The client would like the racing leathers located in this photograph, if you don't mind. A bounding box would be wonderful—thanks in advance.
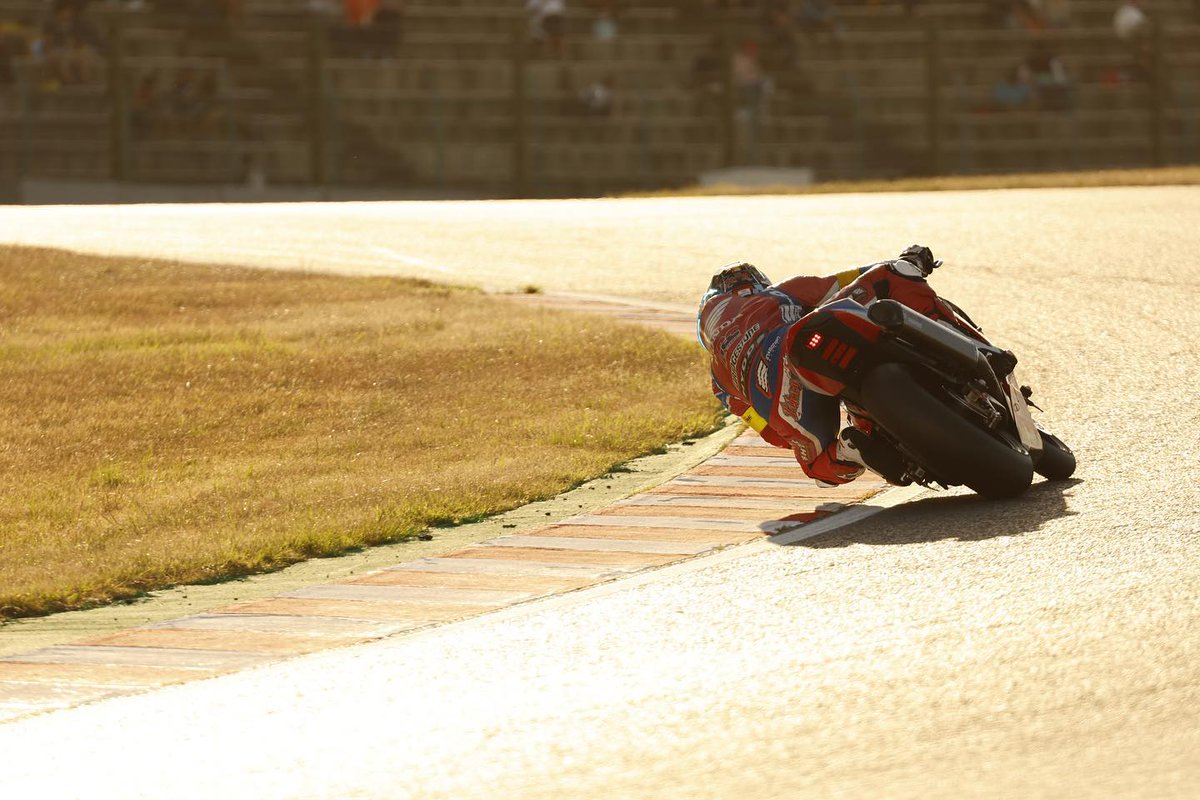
[698,256,969,486]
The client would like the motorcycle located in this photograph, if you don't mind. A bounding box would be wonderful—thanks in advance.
[787,295,1076,499]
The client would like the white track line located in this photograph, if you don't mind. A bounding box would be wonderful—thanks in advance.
[368,246,455,273]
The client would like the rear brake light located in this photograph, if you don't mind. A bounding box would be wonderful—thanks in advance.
[804,330,856,368]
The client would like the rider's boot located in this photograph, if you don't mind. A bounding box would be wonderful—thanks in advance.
[809,435,867,488]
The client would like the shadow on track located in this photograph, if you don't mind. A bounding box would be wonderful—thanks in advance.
[795,478,1082,549]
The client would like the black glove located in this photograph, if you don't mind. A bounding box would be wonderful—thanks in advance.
[896,244,942,278]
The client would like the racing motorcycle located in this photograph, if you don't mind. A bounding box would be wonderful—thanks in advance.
[788,296,1076,499]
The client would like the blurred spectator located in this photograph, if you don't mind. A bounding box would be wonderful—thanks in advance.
[989,64,1035,111]
[761,0,799,65]
[732,39,772,120]
[987,0,1044,30]
[330,0,403,58]
[1113,0,1153,81]
[586,0,619,41]
[162,67,199,131]
[36,0,103,89]
[130,70,162,137]
[338,0,374,37]
[1040,0,1071,27]
[527,0,567,58]
[343,0,379,26]
[1024,40,1073,110]
[158,67,220,135]
[556,65,613,118]
[0,21,32,103]
[1015,0,1046,31]
[689,34,724,114]
[242,152,268,190]
[1113,0,1149,41]
[576,75,614,117]
[364,0,404,57]
[797,0,844,39]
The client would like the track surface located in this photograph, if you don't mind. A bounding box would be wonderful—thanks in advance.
[1,187,1199,797]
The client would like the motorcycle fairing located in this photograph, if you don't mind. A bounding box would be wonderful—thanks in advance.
[784,299,882,394]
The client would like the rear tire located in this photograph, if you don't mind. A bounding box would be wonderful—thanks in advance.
[860,363,1034,499]
[1035,430,1076,480]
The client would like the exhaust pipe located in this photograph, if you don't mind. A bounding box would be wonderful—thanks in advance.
[867,299,996,383]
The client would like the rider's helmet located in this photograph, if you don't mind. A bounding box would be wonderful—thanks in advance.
[707,261,772,296]
[696,261,772,350]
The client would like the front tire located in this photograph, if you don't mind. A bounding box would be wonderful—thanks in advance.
[1035,430,1076,480]
[860,363,1034,499]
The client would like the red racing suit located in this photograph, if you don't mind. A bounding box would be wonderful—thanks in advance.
[698,262,966,485]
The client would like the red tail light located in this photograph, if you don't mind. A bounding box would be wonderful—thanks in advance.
[813,335,859,369]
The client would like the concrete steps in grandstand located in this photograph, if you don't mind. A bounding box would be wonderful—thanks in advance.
[2,0,1197,191]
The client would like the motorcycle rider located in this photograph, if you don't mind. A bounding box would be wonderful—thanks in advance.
[698,245,974,487]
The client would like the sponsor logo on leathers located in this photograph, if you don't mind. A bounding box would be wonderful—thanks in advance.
[778,366,803,432]
[729,323,761,366]
[700,297,734,345]
[728,323,762,394]
[718,330,740,353]
[764,336,780,361]
[779,304,807,324]
[756,362,772,396]
[776,366,825,464]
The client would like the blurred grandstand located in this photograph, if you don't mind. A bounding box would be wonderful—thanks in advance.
[0,0,1197,201]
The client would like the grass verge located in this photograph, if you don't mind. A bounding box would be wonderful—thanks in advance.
[626,165,1200,198]
[0,246,722,619]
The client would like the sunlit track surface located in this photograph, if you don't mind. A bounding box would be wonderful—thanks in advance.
[0,188,1199,798]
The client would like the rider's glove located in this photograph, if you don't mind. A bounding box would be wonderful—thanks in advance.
[891,244,942,280]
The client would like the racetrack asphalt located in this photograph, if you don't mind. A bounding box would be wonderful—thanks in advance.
[0,186,1197,798]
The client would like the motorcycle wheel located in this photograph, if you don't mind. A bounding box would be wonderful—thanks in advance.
[1035,429,1076,481]
[860,363,1034,500]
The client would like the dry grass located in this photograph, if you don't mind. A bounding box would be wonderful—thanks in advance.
[627,165,1200,198]
[0,246,722,619]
